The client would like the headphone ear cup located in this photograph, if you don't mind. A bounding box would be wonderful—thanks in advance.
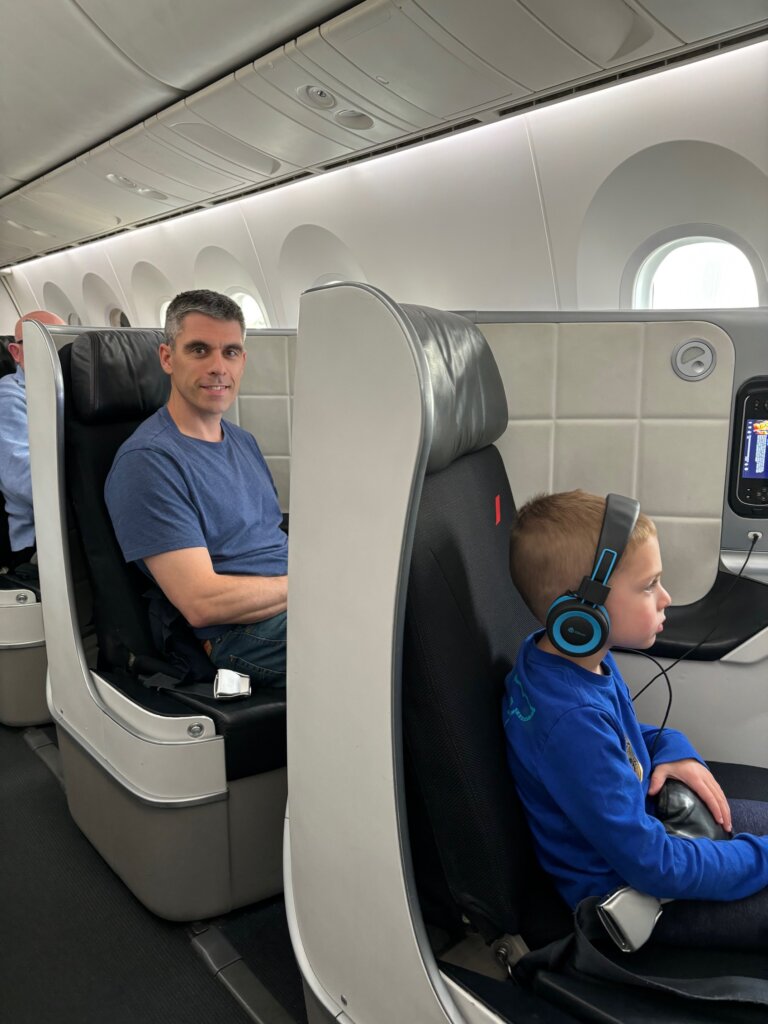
[546,595,610,657]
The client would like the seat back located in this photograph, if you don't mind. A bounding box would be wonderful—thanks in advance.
[0,339,15,377]
[62,330,171,673]
[400,307,571,948]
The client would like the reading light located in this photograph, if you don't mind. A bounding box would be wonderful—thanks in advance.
[299,85,336,109]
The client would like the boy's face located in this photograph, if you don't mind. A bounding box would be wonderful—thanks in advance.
[605,536,671,649]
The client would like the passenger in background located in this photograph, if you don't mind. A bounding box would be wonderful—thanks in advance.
[0,310,65,567]
[105,289,288,686]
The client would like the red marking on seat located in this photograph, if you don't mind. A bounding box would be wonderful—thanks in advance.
[495,494,501,525]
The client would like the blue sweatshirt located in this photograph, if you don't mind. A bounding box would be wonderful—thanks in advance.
[0,365,35,550]
[502,632,768,907]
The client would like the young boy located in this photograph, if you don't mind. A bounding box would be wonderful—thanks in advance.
[503,490,768,948]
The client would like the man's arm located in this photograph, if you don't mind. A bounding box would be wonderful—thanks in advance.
[145,547,287,629]
[0,389,32,505]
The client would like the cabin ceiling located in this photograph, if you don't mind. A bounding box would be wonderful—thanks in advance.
[2,0,768,269]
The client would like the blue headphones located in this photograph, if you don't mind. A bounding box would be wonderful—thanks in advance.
[545,493,640,657]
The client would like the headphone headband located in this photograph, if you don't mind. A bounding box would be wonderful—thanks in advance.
[591,493,640,586]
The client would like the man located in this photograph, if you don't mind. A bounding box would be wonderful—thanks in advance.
[0,310,66,566]
[105,289,288,686]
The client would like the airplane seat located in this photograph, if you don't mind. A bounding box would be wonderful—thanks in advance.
[286,284,767,1024]
[402,397,573,951]
[0,336,48,726]
[60,331,286,779]
[25,325,286,920]
[399,302,768,1018]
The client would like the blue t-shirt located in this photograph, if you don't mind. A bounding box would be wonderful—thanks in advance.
[503,632,768,907]
[0,365,35,550]
[105,407,287,635]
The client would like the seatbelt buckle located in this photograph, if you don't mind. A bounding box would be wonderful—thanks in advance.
[213,668,251,699]
[596,886,668,952]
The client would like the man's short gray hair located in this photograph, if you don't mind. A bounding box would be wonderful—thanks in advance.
[164,290,245,347]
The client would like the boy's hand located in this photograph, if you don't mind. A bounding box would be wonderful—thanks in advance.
[648,758,732,833]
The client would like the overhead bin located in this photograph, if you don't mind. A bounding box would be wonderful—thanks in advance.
[3,0,768,263]
[306,0,532,116]
[516,0,679,68]
[638,0,768,44]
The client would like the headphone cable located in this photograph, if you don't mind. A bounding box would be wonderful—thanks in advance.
[621,533,759,761]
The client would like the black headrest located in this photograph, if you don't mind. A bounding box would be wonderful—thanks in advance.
[401,305,508,475]
[0,341,15,378]
[70,330,169,424]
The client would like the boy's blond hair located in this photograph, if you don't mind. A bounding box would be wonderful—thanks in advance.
[509,490,656,623]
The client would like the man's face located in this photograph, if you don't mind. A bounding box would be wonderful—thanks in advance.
[159,313,246,419]
[8,341,23,370]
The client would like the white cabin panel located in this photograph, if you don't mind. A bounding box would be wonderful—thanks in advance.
[483,319,734,605]
[526,41,768,307]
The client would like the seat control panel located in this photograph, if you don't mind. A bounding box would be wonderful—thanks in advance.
[730,377,768,517]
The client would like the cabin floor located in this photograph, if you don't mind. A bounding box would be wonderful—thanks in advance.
[0,722,307,1024]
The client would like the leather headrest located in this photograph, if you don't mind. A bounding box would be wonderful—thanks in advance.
[401,305,508,474]
[70,330,170,424]
[0,340,15,378]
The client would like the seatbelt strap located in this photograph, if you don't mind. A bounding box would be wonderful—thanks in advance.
[516,897,768,1007]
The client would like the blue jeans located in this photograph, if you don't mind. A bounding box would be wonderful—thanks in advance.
[206,611,287,687]
[654,798,768,950]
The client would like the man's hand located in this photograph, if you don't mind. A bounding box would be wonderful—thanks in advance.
[648,758,732,833]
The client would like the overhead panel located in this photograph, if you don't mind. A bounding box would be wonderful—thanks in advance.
[518,0,680,67]
[188,71,354,167]
[110,126,251,197]
[17,161,184,245]
[293,30,437,129]
[636,0,768,43]
[411,0,599,91]
[85,146,204,205]
[246,47,413,150]
[0,241,33,266]
[0,190,121,254]
[315,0,528,119]
[149,111,282,183]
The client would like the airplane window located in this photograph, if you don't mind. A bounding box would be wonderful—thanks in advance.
[158,299,171,325]
[634,238,759,309]
[67,313,82,326]
[228,290,269,329]
[108,307,131,328]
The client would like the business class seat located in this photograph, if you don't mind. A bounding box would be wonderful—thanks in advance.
[0,342,47,726]
[286,284,768,1024]
[401,304,768,1021]
[24,326,286,920]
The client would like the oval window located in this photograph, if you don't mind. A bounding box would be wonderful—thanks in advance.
[228,290,269,329]
[634,238,759,309]
[108,307,132,327]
